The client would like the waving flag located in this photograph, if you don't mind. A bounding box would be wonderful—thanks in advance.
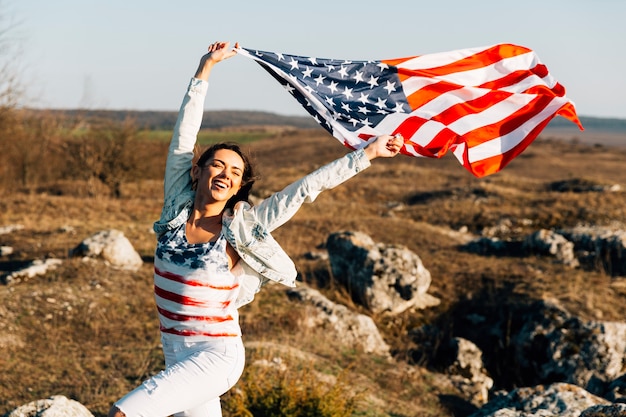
[237,44,582,177]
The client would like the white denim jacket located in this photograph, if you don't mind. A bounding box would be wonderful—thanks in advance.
[153,78,371,307]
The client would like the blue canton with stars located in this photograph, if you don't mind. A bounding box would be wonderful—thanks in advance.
[156,223,229,273]
[244,48,411,135]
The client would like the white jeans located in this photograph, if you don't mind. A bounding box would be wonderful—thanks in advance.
[115,335,245,417]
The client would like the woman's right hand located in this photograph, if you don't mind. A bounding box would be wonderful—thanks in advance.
[194,41,240,81]
[363,134,404,160]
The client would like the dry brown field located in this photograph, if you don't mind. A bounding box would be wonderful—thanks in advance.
[1,127,625,417]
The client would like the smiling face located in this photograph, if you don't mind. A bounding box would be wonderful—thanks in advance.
[193,149,245,204]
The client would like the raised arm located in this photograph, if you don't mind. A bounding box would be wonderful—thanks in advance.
[249,134,405,232]
[162,42,239,205]
[194,41,240,81]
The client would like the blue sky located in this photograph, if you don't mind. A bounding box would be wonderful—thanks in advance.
[7,0,626,119]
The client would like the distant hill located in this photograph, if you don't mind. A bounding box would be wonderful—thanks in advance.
[34,109,320,130]
[546,115,626,132]
[26,109,626,135]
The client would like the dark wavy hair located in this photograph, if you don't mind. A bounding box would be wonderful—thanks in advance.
[194,142,257,210]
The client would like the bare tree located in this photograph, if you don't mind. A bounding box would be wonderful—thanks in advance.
[0,1,23,117]
[0,1,26,191]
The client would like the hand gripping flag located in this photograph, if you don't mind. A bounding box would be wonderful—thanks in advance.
[237,44,582,177]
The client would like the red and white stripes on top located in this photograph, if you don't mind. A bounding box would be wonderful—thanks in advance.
[153,224,241,339]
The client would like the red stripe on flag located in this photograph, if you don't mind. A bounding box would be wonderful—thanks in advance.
[395,123,457,158]
[460,101,580,177]
[530,63,549,78]
[403,79,463,111]
[445,44,534,74]
[462,93,559,149]
[434,89,515,126]
[465,114,553,177]
[421,127,458,157]
[386,44,534,78]
[392,115,428,137]
[474,62,562,97]
[478,69,532,90]
[383,55,418,68]
[555,102,583,130]
[524,82,565,97]
[478,66,550,93]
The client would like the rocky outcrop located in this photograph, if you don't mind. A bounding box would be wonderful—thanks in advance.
[4,225,625,416]
[325,231,439,314]
[463,226,626,276]
[509,301,626,396]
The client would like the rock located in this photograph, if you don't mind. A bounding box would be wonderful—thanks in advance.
[447,337,494,406]
[469,383,610,417]
[326,231,439,314]
[70,229,143,272]
[5,395,94,417]
[511,301,626,396]
[2,258,63,285]
[595,232,626,277]
[0,224,24,235]
[463,236,511,256]
[548,178,621,193]
[559,226,626,276]
[408,326,493,406]
[523,229,579,267]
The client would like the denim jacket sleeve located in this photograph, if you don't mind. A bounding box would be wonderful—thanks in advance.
[254,148,371,233]
[153,78,207,235]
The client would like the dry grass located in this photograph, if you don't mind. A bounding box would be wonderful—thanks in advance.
[1,129,625,416]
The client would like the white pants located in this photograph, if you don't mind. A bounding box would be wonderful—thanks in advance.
[115,335,245,417]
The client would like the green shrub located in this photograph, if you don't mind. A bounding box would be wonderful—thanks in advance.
[223,359,361,417]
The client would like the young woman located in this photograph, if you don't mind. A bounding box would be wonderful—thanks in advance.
[108,41,403,417]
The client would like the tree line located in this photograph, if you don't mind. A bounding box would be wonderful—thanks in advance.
[0,111,164,197]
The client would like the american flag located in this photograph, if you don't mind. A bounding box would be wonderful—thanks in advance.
[237,44,582,177]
